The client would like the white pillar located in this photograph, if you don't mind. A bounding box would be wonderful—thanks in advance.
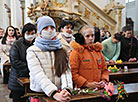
[11,0,22,28]
[115,0,126,27]
[0,0,9,29]
[134,0,138,35]
[24,0,34,24]
[0,1,4,27]
[115,10,120,32]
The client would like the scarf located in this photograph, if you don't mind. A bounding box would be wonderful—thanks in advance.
[34,36,62,51]
[6,36,16,45]
[61,33,73,43]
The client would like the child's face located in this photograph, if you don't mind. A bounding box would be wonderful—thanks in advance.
[61,24,73,34]
[8,27,14,37]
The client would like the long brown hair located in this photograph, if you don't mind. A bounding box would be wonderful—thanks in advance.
[54,49,69,77]
[2,26,18,44]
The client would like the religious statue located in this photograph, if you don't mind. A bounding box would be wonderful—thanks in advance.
[4,4,11,13]
[41,0,48,10]
[27,3,35,17]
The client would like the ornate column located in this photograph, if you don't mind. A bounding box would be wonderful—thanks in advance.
[104,0,125,32]
[10,0,22,28]
[116,0,126,27]
[4,4,11,26]
[19,0,25,27]
[114,3,125,32]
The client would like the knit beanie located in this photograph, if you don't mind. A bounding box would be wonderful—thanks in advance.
[37,16,56,34]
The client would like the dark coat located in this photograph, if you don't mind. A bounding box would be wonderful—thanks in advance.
[118,36,138,61]
[8,38,33,91]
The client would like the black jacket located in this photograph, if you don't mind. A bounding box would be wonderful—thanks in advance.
[118,36,138,61]
[8,38,33,91]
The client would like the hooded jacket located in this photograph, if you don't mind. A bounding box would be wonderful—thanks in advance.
[69,41,109,88]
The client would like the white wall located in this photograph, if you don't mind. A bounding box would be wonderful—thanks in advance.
[126,1,135,20]
[90,0,108,9]
[24,0,34,24]
[134,0,138,35]
[11,0,22,29]
[91,0,126,27]
[0,0,10,30]
[126,0,138,35]
[0,0,23,30]
[0,0,34,31]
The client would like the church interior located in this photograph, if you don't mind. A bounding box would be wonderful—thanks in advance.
[0,0,138,102]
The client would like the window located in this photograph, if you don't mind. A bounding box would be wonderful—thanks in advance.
[126,0,135,3]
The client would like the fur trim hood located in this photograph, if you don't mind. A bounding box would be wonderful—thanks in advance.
[70,41,103,52]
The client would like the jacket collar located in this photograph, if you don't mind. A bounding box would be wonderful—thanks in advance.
[57,33,70,46]
[70,41,103,53]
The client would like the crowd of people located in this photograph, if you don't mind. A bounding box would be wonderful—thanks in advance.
[0,15,138,102]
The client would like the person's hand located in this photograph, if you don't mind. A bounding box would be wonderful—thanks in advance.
[53,89,71,102]
[106,61,109,65]
[109,60,115,64]
[128,58,137,62]
[86,82,99,88]
[67,50,72,57]
[62,89,71,98]
[98,81,105,89]
[56,32,59,36]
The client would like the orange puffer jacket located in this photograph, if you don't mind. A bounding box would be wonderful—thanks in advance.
[69,41,109,88]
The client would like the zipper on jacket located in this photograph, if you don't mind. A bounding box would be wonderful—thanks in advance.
[50,52,55,84]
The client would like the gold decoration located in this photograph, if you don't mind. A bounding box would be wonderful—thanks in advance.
[92,12,96,17]
[115,10,117,14]
[27,0,80,24]
[78,0,81,4]
[119,11,122,17]
[96,16,100,20]
[104,24,109,30]
[19,0,25,27]
[111,26,115,30]
[27,1,49,23]
[4,4,11,26]
[41,0,48,10]
[53,0,68,8]
[4,4,11,13]
[84,8,90,19]
[93,22,96,27]
[27,4,35,17]
[119,10,122,25]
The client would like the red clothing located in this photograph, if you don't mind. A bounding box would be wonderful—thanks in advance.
[69,41,109,88]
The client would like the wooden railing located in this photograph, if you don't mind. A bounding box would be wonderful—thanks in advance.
[17,77,138,102]
[18,66,138,101]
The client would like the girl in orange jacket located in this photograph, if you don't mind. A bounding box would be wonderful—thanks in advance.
[69,25,109,88]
